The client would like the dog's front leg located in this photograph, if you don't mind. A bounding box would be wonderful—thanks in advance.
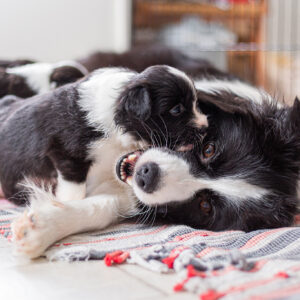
[11,191,132,259]
[48,146,92,202]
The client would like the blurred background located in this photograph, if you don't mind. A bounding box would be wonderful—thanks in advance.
[0,0,299,103]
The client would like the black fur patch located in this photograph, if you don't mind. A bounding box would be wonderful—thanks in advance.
[0,68,35,98]
[50,66,86,87]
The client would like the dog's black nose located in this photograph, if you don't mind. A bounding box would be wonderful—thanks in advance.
[135,162,160,193]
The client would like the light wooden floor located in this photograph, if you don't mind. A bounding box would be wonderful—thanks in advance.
[0,237,195,300]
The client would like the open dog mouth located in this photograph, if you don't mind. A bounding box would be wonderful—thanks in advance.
[116,150,143,186]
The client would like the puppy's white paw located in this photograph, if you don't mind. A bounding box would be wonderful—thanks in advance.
[11,206,59,259]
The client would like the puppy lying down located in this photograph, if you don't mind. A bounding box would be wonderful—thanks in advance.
[0,66,206,257]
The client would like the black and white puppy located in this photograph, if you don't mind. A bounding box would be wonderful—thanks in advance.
[0,61,88,98]
[118,79,300,232]
[1,65,206,204]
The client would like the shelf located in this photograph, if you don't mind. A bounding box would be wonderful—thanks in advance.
[134,1,267,27]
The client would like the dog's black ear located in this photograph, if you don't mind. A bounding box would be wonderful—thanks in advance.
[197,90,249,115]
[290,97,300,129]
[50,66,85,87]
[121,86,152,121]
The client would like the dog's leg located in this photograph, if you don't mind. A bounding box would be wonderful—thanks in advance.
[55,171,87,202]
[11,188,133,258]
[48,146,92,202]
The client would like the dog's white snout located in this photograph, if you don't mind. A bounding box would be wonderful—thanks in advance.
[132,149,197,205]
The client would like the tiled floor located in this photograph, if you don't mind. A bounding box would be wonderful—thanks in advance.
[0,237,195,300]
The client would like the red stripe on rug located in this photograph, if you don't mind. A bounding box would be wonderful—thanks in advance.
[239,227,288,250]
[212,271,290,299]
[54,225,168,247]
[173,230,239,242]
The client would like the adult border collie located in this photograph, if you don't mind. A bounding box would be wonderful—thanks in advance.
[10,71,300,258]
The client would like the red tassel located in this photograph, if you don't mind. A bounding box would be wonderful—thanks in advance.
[187,265,207,278]
[173,278,190,292]
[275,271,289,278]
[113,251,130,264]
[162,256,176,269]
[199,289,224,300]
[104,251,129,266]
[162,246,188,269]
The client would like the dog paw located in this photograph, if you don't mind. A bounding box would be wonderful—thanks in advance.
[11,208,56,259]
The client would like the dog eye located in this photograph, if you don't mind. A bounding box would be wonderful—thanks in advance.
[200,199,211,213]
[169,104,185,116]
[203,143,215,158]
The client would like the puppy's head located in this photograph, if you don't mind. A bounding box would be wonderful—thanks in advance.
[115,65,208,149]
[116,93,300,231]
[50,65,87,88]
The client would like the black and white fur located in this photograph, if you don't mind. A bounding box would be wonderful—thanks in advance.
[10,70,300,258]
[0,61,88,98]
[128,80,300,231]
[1,65,206,205]
[0,45,230,99]
[2,65,209,258]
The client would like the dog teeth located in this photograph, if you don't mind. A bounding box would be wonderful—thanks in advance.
[128,154,137,161]
[126,176,133,186]
[121,172,126,180]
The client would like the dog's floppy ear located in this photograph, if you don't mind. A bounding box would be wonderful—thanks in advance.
[121,86,152,121]
[197,90,249,115]
[290,97,300,130]
[50,66,85,87]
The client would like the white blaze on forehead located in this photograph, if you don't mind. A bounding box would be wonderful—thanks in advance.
[195,78,275,105]
[167,66,208,128]
[167,66,194,90]
[192,100,208,128]
[133,149,268,205]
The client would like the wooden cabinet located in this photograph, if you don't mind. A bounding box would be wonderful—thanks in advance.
[133,0,267,86]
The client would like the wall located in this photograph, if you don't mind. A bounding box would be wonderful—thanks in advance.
[0,0,131,62]
[267,0,300,50]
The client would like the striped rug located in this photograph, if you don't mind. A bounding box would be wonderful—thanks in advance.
[1,199,300,300]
